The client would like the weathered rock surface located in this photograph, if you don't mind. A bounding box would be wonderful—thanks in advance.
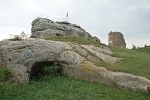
[57,51,85,65]
[62,61,115,85]
[0,38,106,83]
[112,72,150,92]
[80,45,121,63]
[69,43,121,63]
[30,18,100,42]
[0,38,71,83]
[0,38,150,92]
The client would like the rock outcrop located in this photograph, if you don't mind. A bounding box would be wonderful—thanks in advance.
[0,39,71,83]
[69,43,121,63]
[30,18,100,42]
[112,72,150,92]
[0,38,150,92]
[0,38,111,84]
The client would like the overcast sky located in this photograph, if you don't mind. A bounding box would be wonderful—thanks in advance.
[0,0,150,48]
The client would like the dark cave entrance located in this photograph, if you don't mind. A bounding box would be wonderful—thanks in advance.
[30,61,61,81]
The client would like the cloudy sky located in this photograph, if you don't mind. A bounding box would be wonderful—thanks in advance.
[0,0,150,48]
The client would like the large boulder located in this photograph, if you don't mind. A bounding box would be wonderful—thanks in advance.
[30,18,100,42]
[112,72,150,92]
[0,38,71,83]
[0,38,109,84]
[57,51,114,85]
[31,18,66,38]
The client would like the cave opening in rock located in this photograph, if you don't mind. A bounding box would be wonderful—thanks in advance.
[30,61,61,81]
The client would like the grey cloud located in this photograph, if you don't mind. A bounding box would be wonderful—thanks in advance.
[0,0,149,48]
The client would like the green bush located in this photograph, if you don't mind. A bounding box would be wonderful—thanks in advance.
[147,86,150,94]
[0,61,5,69]
[36,62,60,80]
[9,36,22,41]
[0,68,11,82]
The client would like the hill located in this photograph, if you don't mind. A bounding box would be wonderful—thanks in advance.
[1,36,150,100]
[135,46,150,54]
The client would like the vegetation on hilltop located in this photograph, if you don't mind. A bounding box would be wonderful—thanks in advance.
[135,46,150,54]
[44,36,106,46]
[107,47,150,78]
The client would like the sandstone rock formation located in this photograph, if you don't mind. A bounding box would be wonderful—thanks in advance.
[0,38,150,92]
[30,18,100,42]
[0,39,71,83]
[69,43,121,63]
[112,72,150,92]
[108,31,126,48]
[0,38,111,84]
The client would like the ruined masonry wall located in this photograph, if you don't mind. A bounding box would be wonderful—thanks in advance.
[108,32,126,48]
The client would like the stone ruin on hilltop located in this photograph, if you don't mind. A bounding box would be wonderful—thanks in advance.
[108,31,126,48]
[30,18,100,42]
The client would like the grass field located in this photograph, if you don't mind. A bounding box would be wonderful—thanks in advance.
[98,47,150,79]
[0,36,150,100]
[0,76,150,100]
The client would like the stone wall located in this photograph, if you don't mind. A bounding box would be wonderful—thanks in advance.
[108,32,126,48]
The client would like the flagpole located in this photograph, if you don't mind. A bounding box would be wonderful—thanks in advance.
[66,10,68,22]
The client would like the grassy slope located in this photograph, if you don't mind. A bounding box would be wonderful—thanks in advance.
[0,36,150,100]
[135,47,150,54]
[102,47,150,79]
[0,76,150,100]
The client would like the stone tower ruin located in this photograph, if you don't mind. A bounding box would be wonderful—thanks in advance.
[108,31,126,48]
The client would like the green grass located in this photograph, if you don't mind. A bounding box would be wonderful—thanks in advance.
[95,46,150,78]
[135,47,150,54]
[44,36,106,46]
[103,47,150,79]
[0,76,150,100]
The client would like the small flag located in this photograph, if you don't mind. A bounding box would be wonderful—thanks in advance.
[66,11,68,18]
